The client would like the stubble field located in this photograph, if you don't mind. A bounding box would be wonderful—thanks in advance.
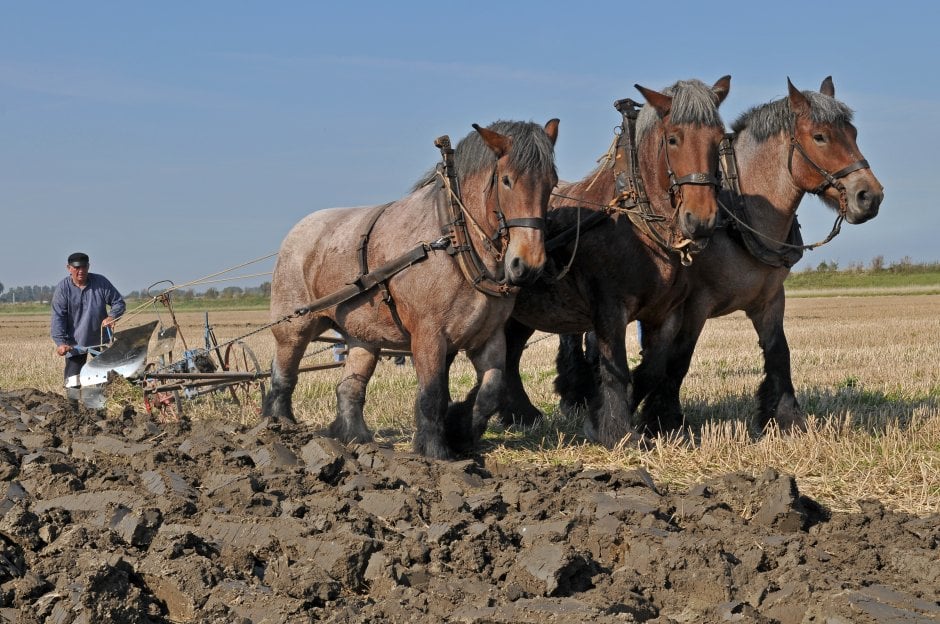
[0,293,938,622]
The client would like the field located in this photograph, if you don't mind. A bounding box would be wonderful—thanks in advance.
[1,293,938,621]
[3,293,938,516]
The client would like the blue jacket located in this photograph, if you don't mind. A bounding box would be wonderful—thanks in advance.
[51,273,126,353]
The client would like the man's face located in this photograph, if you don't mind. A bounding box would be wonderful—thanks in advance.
[68,263,89,287]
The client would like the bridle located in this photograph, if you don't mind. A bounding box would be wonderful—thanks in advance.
[609,97,719,265]
[788,127,870,219]
[717,120,872,267]
[434,134,548,296]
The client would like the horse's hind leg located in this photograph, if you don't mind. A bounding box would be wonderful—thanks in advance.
[749,289,804,433]
[328,344,379,444]
[263,317,328,423]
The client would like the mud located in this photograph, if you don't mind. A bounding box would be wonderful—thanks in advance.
[0,388,936,623]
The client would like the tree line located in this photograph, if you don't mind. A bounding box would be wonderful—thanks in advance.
[0,281,272,304]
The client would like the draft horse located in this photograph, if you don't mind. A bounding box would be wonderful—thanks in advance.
[493,77,730,447]
[566,77,884,434]
[264,120,559,459]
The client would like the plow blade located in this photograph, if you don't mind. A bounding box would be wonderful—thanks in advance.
[79,320,159,394]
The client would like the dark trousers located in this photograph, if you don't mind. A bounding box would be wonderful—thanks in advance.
[64,353,88,383]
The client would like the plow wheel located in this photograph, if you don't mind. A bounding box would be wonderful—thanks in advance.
[143,363,183,424]
[223,341,266,413]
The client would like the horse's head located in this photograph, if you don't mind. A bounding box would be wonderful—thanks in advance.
[786,77,883,225]
[635,76,730,245]
[470,119,559,286]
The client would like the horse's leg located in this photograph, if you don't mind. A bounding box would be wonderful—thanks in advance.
[637,303,712,435]
[263,317,328,423]
[554,333,599,417]
[498,318,541,426]
[446,330,508,453]
[748,289,804,432]
[633,312,687,435]
[327,344,379,444]
[411,330,453,460]
[585,316,640,447]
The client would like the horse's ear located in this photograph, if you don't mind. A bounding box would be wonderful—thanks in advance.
[635,84,672,118]
[787,77,811,117]
[820,76,835,98]
[473,123,512,158]
[544,118,560,146]
[712,75,731,106]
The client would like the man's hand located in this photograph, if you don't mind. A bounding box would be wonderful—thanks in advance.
[101,317,116,329]
[56,344,72,356]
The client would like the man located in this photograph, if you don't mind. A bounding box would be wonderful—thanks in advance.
[50,252,125,404]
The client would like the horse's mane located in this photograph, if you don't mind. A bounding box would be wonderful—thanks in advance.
[412,120,556,191]
[636,79,725,141]
[731,90,854,142]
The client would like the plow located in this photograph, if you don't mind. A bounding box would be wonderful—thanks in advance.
[72,275,410,420]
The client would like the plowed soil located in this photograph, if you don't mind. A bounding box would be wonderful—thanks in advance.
[0,388,937,623]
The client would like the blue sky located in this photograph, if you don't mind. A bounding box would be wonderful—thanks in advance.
[2,1,937,293]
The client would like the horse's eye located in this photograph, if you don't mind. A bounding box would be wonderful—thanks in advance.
[502,175,512,189]
[667,135,679,146]
[813,133,827,144]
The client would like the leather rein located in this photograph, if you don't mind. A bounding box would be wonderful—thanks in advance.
[717,127,871,268]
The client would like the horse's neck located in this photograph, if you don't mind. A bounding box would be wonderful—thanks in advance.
[733,131,805,241]
[561,167,616,208]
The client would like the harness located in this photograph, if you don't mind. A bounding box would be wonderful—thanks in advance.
[292,134,535,318]
[717,126,872,268]
[545,98,718,267]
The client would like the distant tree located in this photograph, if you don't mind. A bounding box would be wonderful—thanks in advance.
[816,261,830,272]
[869,255,885,272]
[260,281,271,297]
[0,281,4,298]
[221,286,244,299]
[204,287,219,300]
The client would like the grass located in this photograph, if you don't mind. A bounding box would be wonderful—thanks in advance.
[1,294,938,516]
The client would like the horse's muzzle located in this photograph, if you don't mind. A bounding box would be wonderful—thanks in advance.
[680,208,717,241]
[506,256,544,286]
[845,183,883,225]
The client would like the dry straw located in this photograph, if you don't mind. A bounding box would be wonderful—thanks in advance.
[2,295,938,515]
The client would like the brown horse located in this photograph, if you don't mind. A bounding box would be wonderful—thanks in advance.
[491,77,730,447]
[263,120,559,459]
[565,77,884,434]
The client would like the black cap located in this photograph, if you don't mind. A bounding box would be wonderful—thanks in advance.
[68,252,89,267]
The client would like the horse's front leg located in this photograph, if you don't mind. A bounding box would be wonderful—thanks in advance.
[328,343,379,443]
[555,333,600,417]
[446,330,508,453]
[411,330,454,460]
[633,311,689,435]
[585,315,640,447]
[748,288,804,432]
[498,318,541,426]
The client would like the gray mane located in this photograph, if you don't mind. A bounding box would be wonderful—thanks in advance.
[731,90,854,142]
[636,79,725,141]
[412,120,556,190]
